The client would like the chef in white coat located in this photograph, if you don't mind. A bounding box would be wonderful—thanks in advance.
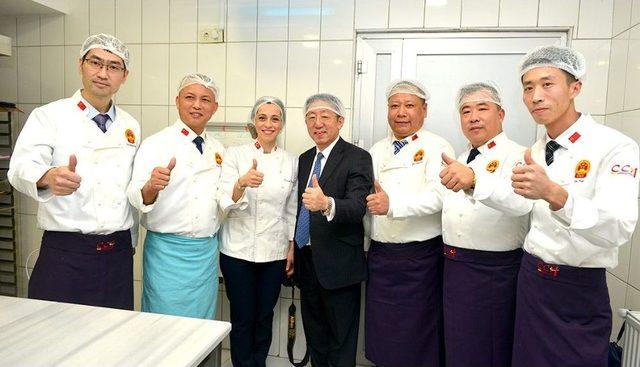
[8,33,140,310]
[127,73,225,319]
[218,96,297,367]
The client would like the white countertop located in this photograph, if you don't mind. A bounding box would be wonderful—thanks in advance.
[0,296,231,367]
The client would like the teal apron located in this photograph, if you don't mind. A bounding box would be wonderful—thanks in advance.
[142,231,219,319]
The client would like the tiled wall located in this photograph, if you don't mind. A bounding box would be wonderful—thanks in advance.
[0,0,630,364]
[605,0,640,340]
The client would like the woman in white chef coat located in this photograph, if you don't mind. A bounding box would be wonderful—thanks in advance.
[218,96,297,367]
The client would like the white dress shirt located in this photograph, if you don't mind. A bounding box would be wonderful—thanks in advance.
[367,129,455,244]
[442,132,531,251]
[218,141,298,262]
[127,120,225,238]
[8,90,140,236]
[524,114,639,268]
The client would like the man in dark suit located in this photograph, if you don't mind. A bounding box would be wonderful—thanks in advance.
[294,93,374,367]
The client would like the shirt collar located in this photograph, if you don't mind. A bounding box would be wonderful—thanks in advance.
[546,113,587,151]
[316,136,340,159]
[175,119,206,142]
[254,139,278,153]
[75,89,116,122]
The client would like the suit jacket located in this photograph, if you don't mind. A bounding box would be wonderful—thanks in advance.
[294,137,374,290]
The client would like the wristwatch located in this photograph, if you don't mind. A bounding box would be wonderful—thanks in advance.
[322,197,333,216]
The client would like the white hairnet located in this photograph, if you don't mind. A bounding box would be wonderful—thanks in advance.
[304,93,346,117]
[457,81,502,110]
[519,45,586,80]
[386,79,430,101]
[178,73,219,100]
[250,96,286,124]
[79,33,130,69]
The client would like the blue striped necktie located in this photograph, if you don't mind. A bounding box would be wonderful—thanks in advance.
[393,139,408,154]
[294,152,324,248]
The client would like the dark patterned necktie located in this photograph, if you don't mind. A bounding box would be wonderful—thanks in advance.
[393,139,408,154]
[92,114,109,133]
[294,152,324,248]
[545,140,561,165]
[467,148,480,164]
[193,136,204,154]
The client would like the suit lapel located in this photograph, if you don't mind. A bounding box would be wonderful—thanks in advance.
[298,148,314,195]
[319,137,345,187]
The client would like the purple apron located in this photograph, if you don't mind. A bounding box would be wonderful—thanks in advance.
[512,251,610,367]
[365,237,444,367]
[443,244,522,367]
[28,230,134,310]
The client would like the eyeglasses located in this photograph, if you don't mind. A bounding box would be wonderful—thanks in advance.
[82,57,126,74]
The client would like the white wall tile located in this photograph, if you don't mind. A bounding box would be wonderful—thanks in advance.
[40,46,65,104]
[611,237,632,282]
[227,0,257,42]
[169,105,179,123]
[626,284,640,311]
[573,40,611,115]
[321,0,354,40]
[40,15,64,46]
[283,107,314,154]
[258,0,288,41]
[425,0,462,28]
[578,0,614,39]
[499,0,538,27]
[116,44,142,105]
[90,0,115,36]
[256,42,287,101]
[65,46,82,97]
[133,280,142,311]
[65,0,90,45]
[119,104,142,125]
[605,112,623,131]
[141,44,169,105]
[607,272,628,340]
[633,0,640,26]
[0,48,18,103]
[354,0,388,29]
[538,0,579,28]
[197,43,226,105]
[141,105,169,138]
[226,43,256,106]
[198,0,225,29]
[170,0,198,43]
[621,110,640,143]
[287,42,319,107]
[607,31,629,114]
[461,0,499,27]
[389,0,424,28]
[169,43,197,104]
[613,0,633,36]
[17,16,40,46]
[289,0,321,41]
[18,190,38,216]
[225,106,252,124]
[17,47,40,104]
[210,106,225,123]
[0,17,17,46]
[624,25,640,110]
[319,41,353,108]
[142,0,170,43]
[115,0,142,43]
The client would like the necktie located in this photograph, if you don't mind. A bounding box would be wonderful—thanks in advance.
[193,136,204,154]
[294,152,324,248]
[392,139,408,155]
[545,140,561,166]
[93,114,109,133]
[466,148,480,164]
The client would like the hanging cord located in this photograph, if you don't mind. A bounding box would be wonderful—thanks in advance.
[25,249,39,280]
[285,281,310,367]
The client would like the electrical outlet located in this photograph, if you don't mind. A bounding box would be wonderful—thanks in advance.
[199,28,224,43]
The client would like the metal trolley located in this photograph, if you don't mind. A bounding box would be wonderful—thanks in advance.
[621,309,640,367]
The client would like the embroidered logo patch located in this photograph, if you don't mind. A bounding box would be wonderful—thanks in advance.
[215,152,223,165]
[413,149,424,163]
[569,132,581,143]
[486,160,499,173]
[77,101,86,111]
[181,128,189,136]
[536,261,560,277]
[611,164,638,177]
[443,246,456,259]
[125,129,136,144]
[254,141,261,149]
[575,160,591,179]
[487,141,496,149]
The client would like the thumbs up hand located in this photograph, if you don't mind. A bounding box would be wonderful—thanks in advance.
[366,180,389,215]
[511,149,567,210]
[237,159,264,189]
[37,154,82,196]
[147,157,176,192]
[302,174,330,212]
[439,152,476,192]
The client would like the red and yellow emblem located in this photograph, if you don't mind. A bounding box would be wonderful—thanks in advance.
[124,129,136,144]
[413,149,424,162]
[575,159,591,179]
[215,152,223,165]
[486,160,499,173]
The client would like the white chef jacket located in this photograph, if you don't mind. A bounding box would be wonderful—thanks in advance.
[8,90,140,236]
[367,129,455,244]
[524,114,639,268]
[127,120,225,238]
[218,141,298,262]
[442,132,531,251]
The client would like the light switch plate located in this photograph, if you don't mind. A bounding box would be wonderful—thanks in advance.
[199,27,224,43]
